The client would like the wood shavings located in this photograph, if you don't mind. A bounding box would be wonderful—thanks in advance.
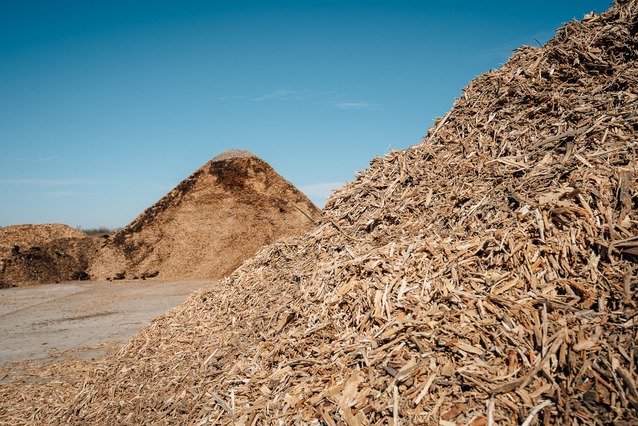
[2,1,638,424]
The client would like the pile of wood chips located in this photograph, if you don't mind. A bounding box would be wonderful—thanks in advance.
[88,154,320,281]
[0,224,98,287]
[1,1,637,424]
[0,224,87,248]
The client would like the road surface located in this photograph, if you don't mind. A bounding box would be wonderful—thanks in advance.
[0,279,215,365]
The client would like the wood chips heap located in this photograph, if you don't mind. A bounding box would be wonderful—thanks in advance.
[0,224,98,287]
[89,152,320,281]
[0,224,87,248]
[1,1,638,424]
[0,151,319,287]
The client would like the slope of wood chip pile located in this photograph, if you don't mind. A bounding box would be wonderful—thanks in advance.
[0,224,98,287]
[89,153,320,281]
[1,1,637,424]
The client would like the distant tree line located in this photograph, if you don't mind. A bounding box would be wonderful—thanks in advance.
[76,226,117,236]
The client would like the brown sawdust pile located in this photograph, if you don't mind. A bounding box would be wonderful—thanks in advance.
[1,1,638,424]
[0,224,98,287]
[0,151,319,287]
[0,224,87,247]
[89,150,320,281]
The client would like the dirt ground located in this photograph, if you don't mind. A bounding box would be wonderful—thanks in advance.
[0,279,215,366]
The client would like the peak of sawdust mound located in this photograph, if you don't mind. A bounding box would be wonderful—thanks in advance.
[0,224,97,287]
[3,1,637,424]
[211,148,256,161]
[89,153,321,281]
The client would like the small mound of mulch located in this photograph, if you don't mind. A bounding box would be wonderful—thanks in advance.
[0,224,87,248]
[0,225,97,287]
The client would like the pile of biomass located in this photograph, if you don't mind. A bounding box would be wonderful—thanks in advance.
[0,151,319,287]
[0,224,87,247]
[89,150,320,281]
[1,1,637,424]
[0,224,97,287]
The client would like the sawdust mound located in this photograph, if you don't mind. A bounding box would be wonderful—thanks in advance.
[89,151,321,281]
[0,224,97,287]
[2,1,637,424]
[0,224,86,247]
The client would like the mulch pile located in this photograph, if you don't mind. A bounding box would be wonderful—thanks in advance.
[0,151,320,287]
[0,224,98,287]
[0,224,87,247]
[1,1,637,424]
[89,150,321,281]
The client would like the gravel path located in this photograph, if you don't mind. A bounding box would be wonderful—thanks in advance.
[0,279,215,365]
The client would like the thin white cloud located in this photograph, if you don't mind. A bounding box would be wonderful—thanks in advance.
[0,178,99,186]
[42,191,87,197]
[29,155,64,163]
[2,155,63,163]
[248,88,382,110]
[473,29,558,65]
[216,95,248,101]
[331,101,381,110]
[252,89,306,102]
[299,181,344,208]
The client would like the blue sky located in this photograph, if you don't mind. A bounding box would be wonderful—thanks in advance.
[0,0,612,229]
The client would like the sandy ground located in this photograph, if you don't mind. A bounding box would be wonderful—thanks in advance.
[0,279,215,366]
